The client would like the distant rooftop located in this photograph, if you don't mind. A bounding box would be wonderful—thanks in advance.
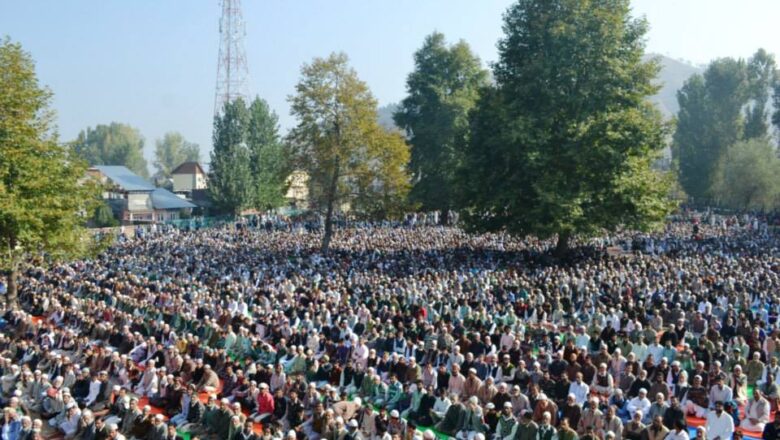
[171,162,206,175]
[91,165,196,210]
[150,188,196,210]
[91,165,156,191]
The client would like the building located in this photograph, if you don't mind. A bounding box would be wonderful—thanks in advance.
[88,165,196,223]
[171,162,207,195]
[285,170,309,209]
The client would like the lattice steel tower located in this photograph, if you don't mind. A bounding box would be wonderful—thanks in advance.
[214,0,249,116]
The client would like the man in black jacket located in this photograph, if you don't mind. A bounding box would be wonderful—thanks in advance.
[72,369,92,404]
[234,421,259,440]
[410,386,437,426]
[763,417,780,440]
[76,411,98,440]
[93,417,109,440]
[178,391,205,433]
[662,396,685,431]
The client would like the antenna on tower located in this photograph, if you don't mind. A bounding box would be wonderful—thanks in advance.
[214,0,249,116]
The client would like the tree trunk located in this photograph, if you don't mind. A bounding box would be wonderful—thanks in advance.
[440,209,450,226]
[321,158,341,254]
[554,231,571,258]
[5,267,18,310]
[322,200,334,253]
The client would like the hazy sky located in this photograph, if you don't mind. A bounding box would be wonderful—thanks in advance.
[2,1,779,165]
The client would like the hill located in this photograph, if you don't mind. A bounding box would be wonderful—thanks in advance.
[646,54,702,119]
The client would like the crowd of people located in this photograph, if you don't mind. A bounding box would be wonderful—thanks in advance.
[1,211,779,440]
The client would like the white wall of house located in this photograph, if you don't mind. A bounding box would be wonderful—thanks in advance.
[154,210,181,222]
[172,173,206,192]
[127,192,152,211]
[172,174,193,192]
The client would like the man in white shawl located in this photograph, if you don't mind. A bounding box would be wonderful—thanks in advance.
[741,388,770,432]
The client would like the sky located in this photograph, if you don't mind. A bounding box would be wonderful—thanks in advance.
[2,0,779,167]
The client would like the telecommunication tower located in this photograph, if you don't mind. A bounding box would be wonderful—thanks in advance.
[214,0,249,116]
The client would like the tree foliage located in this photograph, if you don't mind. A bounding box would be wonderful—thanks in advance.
[72,122,150,178]
[394,32,488,220]
[208,99,253,215]
[247,98,290,210]
[0,38,103,307]
[288,53,411,251]
[92,202,119,228]
[209,97,290,215]
[773,81,780,140]
[712,138,780,211]
[153,132,200,181]
[673,58,748,201]
[744,49,776,141]
[675,49,777,201]
[458,0,674,253]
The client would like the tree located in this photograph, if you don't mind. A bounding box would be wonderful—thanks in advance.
[744,49,776,141]
[0,38,102,307]
[773,81,780,142]
[247,98,290,210]
[712,138,780,211]
[394,32,488,223]
[72,122,150,178]
[673,58,748,201]
[208,99,253,215]
[288,53,411,252]
[153,132,200,181]
[92,202,119,227]
[459,0,674,255]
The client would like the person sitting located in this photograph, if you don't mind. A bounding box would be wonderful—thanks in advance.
[591,363,613,396]
[741,388,770,432]
[626,388,651,423]
[623,411,645,440]
[707,376,733,410]
[704,401,734,440]
[608,389,630,421]
[251,383,274,423]
[663,420,690,440]
[455,396,484,440]
[683,375,709,418]
[576,398,603,436]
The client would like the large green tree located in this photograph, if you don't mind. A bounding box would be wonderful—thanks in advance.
[459,0,673,254]
[0,38,102,307]
[673,58,748,201]
[247,98,290,210]
[153,132,200,181]
[208,97,290,214]
[208,99,253,215]
[744,49,776,141]
[72,122,150,178]
[773,81,780,140]
[288,53,410,251]
[712,138,780,211]
[393,32,488,223]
